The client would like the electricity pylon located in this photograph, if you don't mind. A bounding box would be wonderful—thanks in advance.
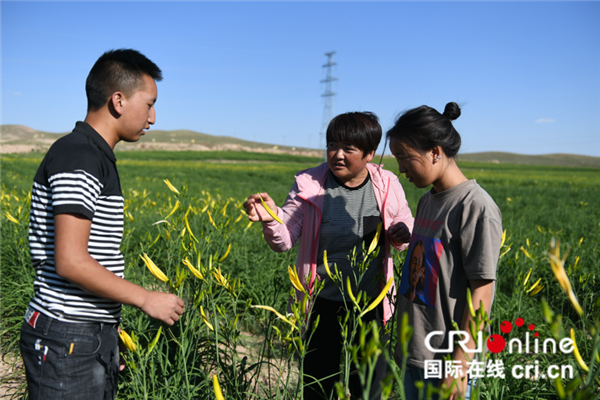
[320,51,337,152]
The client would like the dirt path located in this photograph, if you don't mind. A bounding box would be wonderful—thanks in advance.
[0,334,297,399]
[0,354,25,399]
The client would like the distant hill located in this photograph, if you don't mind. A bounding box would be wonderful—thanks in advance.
[2,125,599,168]
[0,124,320,157]
[455,151,600,169]
[0,125,67,150]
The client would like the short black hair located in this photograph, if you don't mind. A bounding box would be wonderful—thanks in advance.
[326,112,382,156]
[386,102,462,158]
[85,49,162,112]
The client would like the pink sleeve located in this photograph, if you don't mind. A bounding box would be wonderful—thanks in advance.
[262,182,304,253]
[388,176,414,252]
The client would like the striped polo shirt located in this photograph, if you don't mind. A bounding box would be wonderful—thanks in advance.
[27,121,124,323]
[316,172,385,301]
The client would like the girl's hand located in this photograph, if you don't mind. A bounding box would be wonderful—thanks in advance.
[440,370,469,400]
[243,192,278,222]
[389,222,411,244]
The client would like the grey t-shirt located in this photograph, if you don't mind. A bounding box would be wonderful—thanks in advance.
[316,172,385,301]
[395,180,502,368]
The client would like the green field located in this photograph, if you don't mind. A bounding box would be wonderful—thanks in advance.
[1,151,599,399]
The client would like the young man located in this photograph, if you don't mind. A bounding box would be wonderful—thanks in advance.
[20,49,185,400]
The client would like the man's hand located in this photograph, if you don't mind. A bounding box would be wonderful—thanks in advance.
[54,213,185,323]
[140,291,185,325]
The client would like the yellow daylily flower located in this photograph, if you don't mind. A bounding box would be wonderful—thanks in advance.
[163,179,180,194]
[220,200,230,216]
[251,305,298,330]
[323,250,334,281]
[119,329,137,352]
[150,232,161,247]
[346,276,360,310]
[570,328,589,372]
[520,246,532,260]
[367,223,382,255]
[360,277,393,318]
[259,194,283,224]
[184,214,199,243]
[213,375,225,400]
[183,257,204,280]
[207,210,218,229]
[525,278,542,294]
[165,200,180,219]
[212,268,231,290]
[5,212,19,224]
[287,265,305,293]
[140,254,168,282]
[523,268,532,286]
[573,256,580,270]
[548,239,583,316]
[218,244,231,262]
[528,284,544,297]
[200,306,214,331]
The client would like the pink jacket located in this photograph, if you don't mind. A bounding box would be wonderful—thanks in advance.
[262,162,414,323]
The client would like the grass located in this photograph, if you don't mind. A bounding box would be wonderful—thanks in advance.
[115,150,323,164]
[1,151,599,399]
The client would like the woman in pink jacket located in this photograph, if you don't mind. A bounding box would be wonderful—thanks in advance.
[244,112,414,400]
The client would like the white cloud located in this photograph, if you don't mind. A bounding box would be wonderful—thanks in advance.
[536,118,555,123]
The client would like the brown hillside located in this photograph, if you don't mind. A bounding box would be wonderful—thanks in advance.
[1,125,598,168]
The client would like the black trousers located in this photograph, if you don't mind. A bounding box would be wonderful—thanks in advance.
[20,308,119,400]
[303,297,389,400]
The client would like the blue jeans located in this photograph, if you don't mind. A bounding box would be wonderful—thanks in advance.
[403,365,474,400]
[19,308,119,400]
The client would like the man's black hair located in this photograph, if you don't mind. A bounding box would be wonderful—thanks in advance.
[86,49,162,111]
